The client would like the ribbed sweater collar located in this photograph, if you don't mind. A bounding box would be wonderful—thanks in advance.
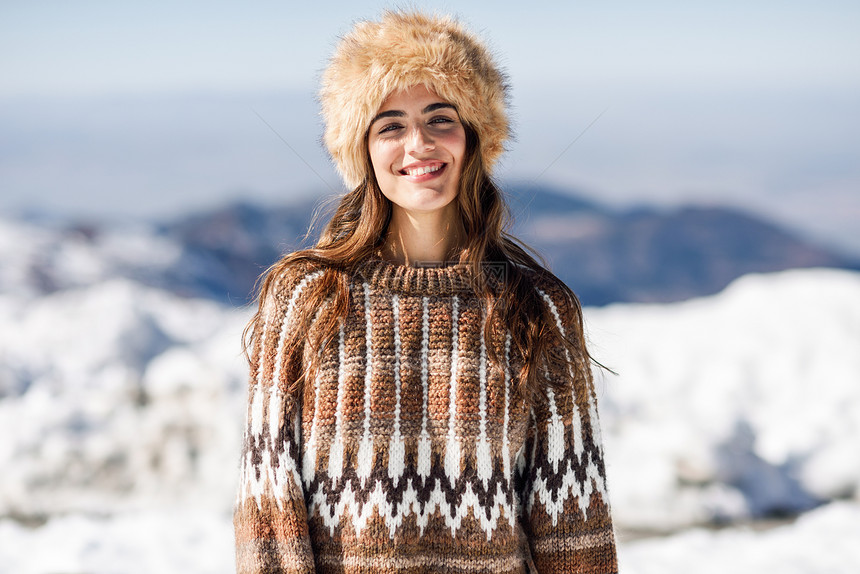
[354,258,476,296]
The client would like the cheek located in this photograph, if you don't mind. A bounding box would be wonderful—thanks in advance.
[368,141,397,178]
[443,130,467,165]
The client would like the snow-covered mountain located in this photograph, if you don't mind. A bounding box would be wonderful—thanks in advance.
[0,216,183,299]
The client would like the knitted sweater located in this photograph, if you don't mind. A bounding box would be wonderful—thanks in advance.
[234,259,618,574]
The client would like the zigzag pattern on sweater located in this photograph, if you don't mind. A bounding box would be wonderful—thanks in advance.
[238,402,608,540]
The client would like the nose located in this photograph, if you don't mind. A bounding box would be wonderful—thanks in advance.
[405,124,435,154]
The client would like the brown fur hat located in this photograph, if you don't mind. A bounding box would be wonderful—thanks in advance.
[320,10,510,189]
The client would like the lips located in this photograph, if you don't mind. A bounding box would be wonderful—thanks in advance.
[399,162,445,177]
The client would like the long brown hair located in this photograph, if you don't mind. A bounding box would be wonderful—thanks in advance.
[244,123,594,412]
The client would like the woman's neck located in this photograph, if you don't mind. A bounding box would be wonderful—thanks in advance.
[380,204,465,266]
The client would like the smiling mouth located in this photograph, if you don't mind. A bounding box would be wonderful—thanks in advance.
[399,163,445,177]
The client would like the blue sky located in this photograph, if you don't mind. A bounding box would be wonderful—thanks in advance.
[1,1,859,252]
[3,1,857,95]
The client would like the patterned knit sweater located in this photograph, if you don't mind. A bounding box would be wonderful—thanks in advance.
[234,259,618,574]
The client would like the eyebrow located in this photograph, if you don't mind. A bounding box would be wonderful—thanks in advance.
[370,102,457,126]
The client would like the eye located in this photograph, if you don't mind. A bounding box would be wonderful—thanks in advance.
[377,122,403,135]
[429,116,455,125]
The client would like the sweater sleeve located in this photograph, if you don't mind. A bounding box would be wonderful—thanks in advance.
[519,287,619,574]
[234,269,319,574]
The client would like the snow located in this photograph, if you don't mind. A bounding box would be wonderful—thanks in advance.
[0,279,248,516]
[587,268,860,530]
[620,501,860,574]
[0,510,235,574]
[0,217,181,299]
[1,226,859,574]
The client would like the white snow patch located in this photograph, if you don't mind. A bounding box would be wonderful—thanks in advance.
[0,279,249,515]
[0,216,181,299]
[587,268,860,529]
[620,501,860,574]
[0,509,234,574]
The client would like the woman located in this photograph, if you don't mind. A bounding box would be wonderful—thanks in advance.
[234,10,618,574]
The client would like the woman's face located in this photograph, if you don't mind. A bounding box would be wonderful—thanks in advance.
[367,84,466,218]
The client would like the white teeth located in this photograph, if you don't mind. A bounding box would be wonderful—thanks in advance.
[404,164,442,176]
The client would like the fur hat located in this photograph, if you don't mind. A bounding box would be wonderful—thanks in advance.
[320,10,510,189]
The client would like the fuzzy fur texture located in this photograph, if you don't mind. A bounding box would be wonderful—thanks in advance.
[320,10,511,189]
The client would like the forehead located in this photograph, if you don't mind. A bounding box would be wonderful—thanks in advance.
[377,84,449,111]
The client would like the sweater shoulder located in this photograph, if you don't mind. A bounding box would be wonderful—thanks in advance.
[520,265,581,328]
[261,256,330,313]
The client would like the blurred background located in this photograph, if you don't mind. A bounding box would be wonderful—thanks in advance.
[1,1,859,572]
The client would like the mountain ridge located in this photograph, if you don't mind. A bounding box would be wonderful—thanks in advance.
[158,185,858,305]
[2,185,855,306]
